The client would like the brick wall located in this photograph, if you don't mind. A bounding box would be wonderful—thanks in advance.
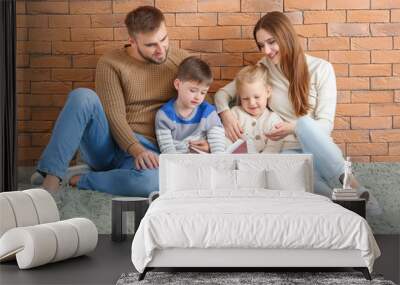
[16,0,400,165]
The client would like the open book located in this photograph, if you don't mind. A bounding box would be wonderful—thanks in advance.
[190,139,248,154]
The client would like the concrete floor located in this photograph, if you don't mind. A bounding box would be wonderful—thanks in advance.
[0,235,398,285]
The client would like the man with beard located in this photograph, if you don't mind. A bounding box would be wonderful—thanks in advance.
[31,6,198,196]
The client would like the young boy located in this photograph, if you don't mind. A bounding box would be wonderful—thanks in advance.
[155,56,225,154]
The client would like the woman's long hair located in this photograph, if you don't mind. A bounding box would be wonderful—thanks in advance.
[253,12,310,117]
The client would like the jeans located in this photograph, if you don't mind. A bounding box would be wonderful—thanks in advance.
[281,116,344,198]
[37,88,159,197]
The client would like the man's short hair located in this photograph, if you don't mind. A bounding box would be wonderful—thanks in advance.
[177,56,213,86]
[125,6,165,37]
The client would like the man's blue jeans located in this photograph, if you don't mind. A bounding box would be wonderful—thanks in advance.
[37,88,159,197]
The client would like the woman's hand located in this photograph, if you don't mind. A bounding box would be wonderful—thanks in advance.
[134,150,159,170]
[189,140,210,153]
[265,121,295,141]
[219,110,243,142]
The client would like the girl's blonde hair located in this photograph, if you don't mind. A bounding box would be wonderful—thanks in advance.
[235,64,270,106]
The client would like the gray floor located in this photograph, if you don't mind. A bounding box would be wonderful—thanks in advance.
[1,235,399,285]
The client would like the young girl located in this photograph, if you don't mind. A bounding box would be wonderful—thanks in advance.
[228,64,284,154]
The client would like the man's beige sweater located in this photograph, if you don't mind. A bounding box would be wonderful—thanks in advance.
[95,46,188,156]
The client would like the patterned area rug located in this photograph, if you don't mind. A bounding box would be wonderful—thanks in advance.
[116,271,396,285]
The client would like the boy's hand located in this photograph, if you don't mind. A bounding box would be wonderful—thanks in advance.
[265,122,295,141]
[219,110,243,142]
[189,140,210,153]
[134,150,159,170]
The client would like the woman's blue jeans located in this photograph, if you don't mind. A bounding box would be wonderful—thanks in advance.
[37,88,159,197]
[281,116,344,198]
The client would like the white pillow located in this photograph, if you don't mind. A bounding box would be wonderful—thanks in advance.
[167,163,212,192]
[236,169,268,189]
[212,168,237,190]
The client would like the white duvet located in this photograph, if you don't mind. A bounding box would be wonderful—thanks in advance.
[131,190,380,273]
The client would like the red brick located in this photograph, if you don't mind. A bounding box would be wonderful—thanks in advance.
[17,28,27,41]
[372,50,400,63]
[210,67,221,79]
[334,116,350,129]
[371,0,400,8]
[395,37,400,49]
[371,129,400,142]
[90,14,126,28]
[241,26,255,39]
[16,68,51,81]
[201,53,243,67]
[351,37,392,50]
[112,0,154,13]
[223,40,258,52]
[49,15,91,28]
[156,0,197,12]
[220,67,242,80]
[16,55,29,68]
[17,15,48,27]
[371,103,400,115]
[52,69,94,82]
[53,42,94,55]
[163,14,176,26]
[200,26,241,40]
[31,133,52,146]
[73,55,101,68]
[294,24,326,37]
[17,108,31,120]
[114,28,129,41]
[394,64,400,76]
[328,23,369,36]
[347,143,388,155]
[168,27,198,40]
[332,64,348,76]
[372,155,400,162]
[352,91,394,103]
[242,0,283,12]
[330,51,370,64]
[17,41,51,54]
[18,134,31,147]
[197,0,239,12]
[18,147,45,159]
[16,1,26,14]
[181,40,222,53]
[243,53,264,64]
[327,0,370,9]
[389,143,400,155]
[392,9,400,22]
[308,37,348,50]
[394,116,400,127]
[31,82,72,94]
[176,13,217,26]
[304,11,345,24]
[70,1,112,14]
[371,77,400,90]
[371,24,400,36]
[29,28,70,41]
[18,94,67,107]
[209,80,232,93]
[71,28,113,41]
[305,51,329,60]
[218,13,260,26]
[31,109,60,121]
[332,130,370,142]
[336,103,370,116]
[284,11,303,25]
[350,64,392,76]
[337,91,351,103]
[16,81,30,93]
[285,0,325,11]
[347,10,390,23]
[336,77,370,90]
[73,82,96,90]
[349,156,371,162]
[352,116,392,129]
[95,41,126,55]
[30,55,71,68]
[27,1,68,14]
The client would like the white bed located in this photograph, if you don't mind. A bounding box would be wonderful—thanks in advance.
[131,154,380,280]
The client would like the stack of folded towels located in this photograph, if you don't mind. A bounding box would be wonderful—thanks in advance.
[332,187,358,200]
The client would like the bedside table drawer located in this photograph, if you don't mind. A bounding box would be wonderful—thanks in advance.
[333,199,366,218]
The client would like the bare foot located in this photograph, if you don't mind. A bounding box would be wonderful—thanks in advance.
[42,175,60,192]
[69,175,80,187]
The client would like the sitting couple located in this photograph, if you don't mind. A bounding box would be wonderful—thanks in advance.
[31,6,381,215]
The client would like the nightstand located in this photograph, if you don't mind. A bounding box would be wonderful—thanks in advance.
[332,198,366,218]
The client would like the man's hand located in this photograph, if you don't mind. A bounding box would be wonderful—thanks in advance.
[134,150,159,170]
[219,110,243,142]
[265,121,295,141]
[189,140,210,153]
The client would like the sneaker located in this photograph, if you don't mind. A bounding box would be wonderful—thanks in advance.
[30,164,91,187]
[148,191,159,205]
[366,192,383,217]
[30,171,46,186]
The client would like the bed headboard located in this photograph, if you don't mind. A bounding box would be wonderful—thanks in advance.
[159,154,314,195]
